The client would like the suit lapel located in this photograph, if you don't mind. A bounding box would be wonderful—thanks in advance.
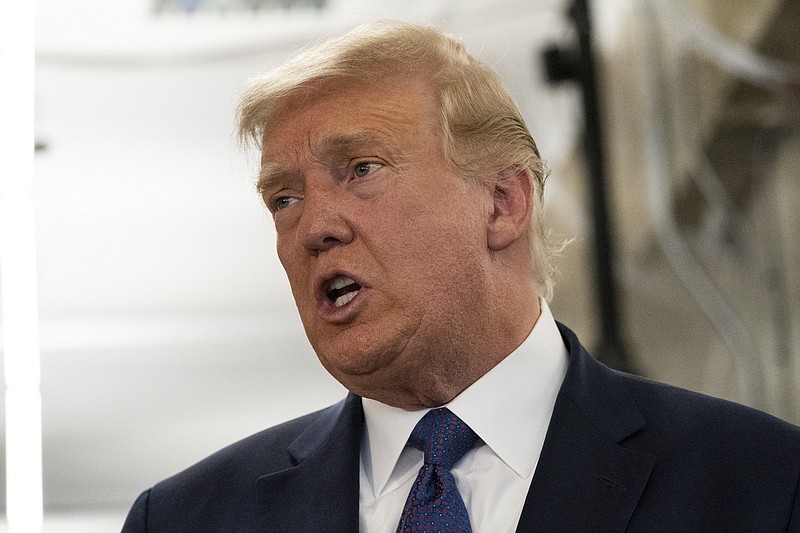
[516,324,655,532]
[251,325,653,532]
[255,394,363,532]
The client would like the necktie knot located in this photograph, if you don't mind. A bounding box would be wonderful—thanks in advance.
[397,408,477,532]
[409,408,478,470]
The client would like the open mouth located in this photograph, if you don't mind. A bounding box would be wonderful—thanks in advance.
[325,276,362,308]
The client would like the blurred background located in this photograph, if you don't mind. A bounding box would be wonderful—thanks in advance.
[0,0,797,529]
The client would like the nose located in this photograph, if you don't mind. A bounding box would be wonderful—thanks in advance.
[295,183,354,254]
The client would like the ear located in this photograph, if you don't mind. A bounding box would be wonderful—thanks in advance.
[487,169,533,251]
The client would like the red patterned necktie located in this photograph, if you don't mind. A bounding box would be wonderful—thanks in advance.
[396,408,478,533]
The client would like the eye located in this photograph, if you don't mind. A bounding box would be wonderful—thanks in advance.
[273,196,295,211]
[353,161,380,178]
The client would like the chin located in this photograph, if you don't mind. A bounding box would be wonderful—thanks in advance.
[317,345,388,378]
[314,336,406,392]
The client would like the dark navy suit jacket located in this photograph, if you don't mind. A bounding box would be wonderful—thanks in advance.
[121,324,800,532]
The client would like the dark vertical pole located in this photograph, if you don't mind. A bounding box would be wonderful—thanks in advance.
[545,0,633,372]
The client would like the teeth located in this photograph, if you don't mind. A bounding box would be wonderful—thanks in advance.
[325,275,361,308]
[328,276,355,292]
[334,290,358,308]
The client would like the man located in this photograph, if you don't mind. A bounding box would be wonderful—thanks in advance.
[122,21,800,532]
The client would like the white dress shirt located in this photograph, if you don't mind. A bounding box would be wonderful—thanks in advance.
[359,299,569,532]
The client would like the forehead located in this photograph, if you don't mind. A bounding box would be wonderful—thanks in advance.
[260,77,442,165]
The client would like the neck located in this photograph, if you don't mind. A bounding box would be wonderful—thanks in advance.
[373,283,541,410]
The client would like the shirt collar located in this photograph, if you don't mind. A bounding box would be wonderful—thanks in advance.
[361,298,569,495]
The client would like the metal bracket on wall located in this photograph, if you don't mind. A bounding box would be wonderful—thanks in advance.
[542,0,634,373]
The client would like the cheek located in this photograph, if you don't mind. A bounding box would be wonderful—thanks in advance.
[275,238,292,278]
[276,236,308,296]
[386,219,485,298]
[378,190,485,263]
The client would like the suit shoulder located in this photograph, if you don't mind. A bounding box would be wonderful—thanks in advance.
[153,399,347,496]
[608,371,800,529]
[617,371,800,451]
[124,396,361,531]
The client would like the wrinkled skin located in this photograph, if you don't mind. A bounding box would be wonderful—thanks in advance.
[259,77,539,408]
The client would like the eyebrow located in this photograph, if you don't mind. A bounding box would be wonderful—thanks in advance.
[256,130,398,193]
[317,131,392,159]
[256,162,292,195]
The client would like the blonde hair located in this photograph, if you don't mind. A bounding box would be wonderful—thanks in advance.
[238,20,557,300]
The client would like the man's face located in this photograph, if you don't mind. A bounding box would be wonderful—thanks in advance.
[259,78,496,408]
